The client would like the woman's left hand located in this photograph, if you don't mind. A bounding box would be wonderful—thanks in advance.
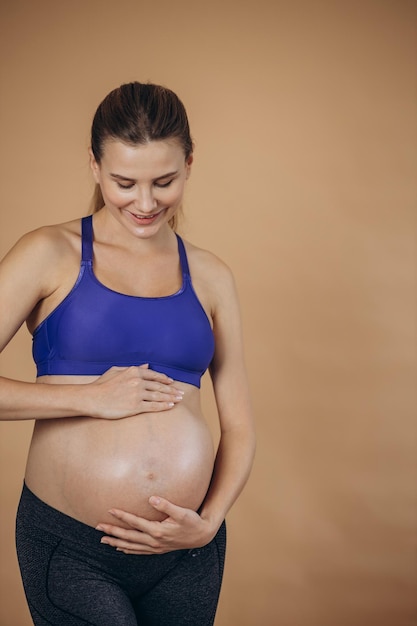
[95,497,216,555]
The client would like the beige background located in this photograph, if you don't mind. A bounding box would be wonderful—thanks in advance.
[0,1,416,625]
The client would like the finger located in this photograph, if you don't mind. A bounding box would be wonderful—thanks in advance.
[148,496,188,521]
[116,548,156,556]
[99,366,130,379]
[143,383,184,398]
[101,536,161,553]
[105,510,163,536]
[136,366,174,384]
[96,522,145,540]
[117,543,171,555]
[118,542,166,555]
[143,391,183,405]
[99,529,164,552]
[142,400,176,412]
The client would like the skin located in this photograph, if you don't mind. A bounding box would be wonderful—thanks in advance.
[0,138,255,554]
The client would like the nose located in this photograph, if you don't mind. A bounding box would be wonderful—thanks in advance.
[135,186,157,214]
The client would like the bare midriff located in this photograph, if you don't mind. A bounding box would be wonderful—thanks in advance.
[24,376,215,528]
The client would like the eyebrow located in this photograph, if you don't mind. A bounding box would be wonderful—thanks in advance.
[110,171,179,182]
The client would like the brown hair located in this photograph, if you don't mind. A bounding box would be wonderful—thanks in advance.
[89,82,194,230]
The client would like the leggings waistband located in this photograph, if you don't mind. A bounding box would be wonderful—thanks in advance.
[18,482,108,548]
[18,482,226,557]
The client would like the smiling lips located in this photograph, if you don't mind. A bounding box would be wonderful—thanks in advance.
[130,210,163,223]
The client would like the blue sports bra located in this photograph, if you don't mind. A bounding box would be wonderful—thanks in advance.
[32,216,215,387]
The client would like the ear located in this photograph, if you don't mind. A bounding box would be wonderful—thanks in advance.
[185,154,193,179]
[88,147,101,184]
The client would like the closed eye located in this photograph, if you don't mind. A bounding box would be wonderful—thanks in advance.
[154,179,174,188]
[117,182,135,190]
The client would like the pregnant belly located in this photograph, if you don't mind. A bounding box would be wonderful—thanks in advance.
[25,400,215,528]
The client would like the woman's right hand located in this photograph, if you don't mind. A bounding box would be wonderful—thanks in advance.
[84,364,184,419]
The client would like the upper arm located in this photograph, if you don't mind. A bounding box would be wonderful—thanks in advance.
[208,261,254,433]
[0,228,60,352]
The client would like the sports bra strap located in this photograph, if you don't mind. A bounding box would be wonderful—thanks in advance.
[176,235,190,278]
[81,216,93,263]
[81,217,189,277]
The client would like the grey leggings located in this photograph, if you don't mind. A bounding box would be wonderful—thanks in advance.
[16,484,226,626]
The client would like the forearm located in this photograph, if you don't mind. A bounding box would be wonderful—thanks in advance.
[0,376,88,421]
[199,425,256,532]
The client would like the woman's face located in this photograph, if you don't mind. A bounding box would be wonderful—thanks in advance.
[90,138,192,238]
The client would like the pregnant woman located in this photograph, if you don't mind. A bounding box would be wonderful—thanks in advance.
[0,82,255,625]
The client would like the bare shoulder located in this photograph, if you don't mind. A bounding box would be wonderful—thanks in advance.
[0,218,83,345]
[0,218,83,302]
[181,238,238,315]
[6,218,81,259]
[182,239,235,287]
